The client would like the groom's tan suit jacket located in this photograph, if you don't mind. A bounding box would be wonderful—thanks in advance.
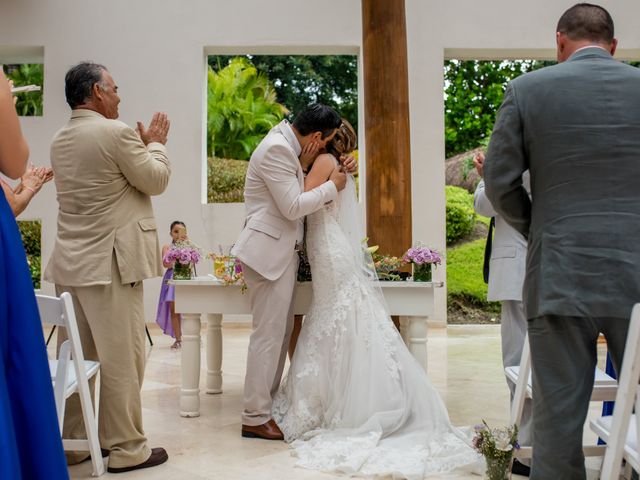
[44,109,170,286]
[233,120,338,426]
[232,120,337,281]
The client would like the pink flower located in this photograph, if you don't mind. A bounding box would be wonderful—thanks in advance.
[164,245,202,266]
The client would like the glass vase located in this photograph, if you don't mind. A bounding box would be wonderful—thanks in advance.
[412,263,432,282]
[213,255,226,279]
[173,261,192,280]
[485,455,511,480]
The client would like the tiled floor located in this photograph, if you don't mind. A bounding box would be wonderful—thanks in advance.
[63,323,607,479]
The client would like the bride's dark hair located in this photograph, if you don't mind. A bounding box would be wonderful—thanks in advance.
[326,119,357,158]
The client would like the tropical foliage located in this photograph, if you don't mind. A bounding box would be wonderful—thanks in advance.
[207,57,287,160]
[209,55,358,132]
[3,64,44,116]
[444,60,554,158]
[18,220,41,289]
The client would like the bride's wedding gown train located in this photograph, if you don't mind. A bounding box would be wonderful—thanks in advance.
[272,183,479,479]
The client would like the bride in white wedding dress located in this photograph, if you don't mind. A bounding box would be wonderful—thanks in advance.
[272,121,479,479]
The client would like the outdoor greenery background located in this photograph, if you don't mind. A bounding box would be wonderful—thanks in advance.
[2,64,43,116]
[12,58,638,317]
[18,220,41,289]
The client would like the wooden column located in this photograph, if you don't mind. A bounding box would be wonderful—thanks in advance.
[362,0,412,257]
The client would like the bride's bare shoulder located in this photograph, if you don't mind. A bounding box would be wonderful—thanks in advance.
[312,153,339,169]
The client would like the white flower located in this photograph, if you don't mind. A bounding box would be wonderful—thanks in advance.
[494,430,513,452]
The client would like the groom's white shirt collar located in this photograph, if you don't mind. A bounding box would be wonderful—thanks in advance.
[275,120,302,157]
[572,45,610,55]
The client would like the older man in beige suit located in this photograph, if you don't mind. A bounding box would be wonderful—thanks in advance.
[233,104,353,440]
[44,62,170,473]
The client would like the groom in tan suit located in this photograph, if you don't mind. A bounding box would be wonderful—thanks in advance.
[233,104,353,439]
[44,62,170,473]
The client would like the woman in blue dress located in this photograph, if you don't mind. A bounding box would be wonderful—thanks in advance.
[0,70,68,479]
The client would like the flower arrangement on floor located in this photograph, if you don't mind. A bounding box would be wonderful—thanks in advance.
[472,421,519,480]
[403,244,442,282]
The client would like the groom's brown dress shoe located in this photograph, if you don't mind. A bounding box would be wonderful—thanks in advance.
[242,419,284,440]
[107,447,169,474]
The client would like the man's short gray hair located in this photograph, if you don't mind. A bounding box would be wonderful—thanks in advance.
[64,62,107,109]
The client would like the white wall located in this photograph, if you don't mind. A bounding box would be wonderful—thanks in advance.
[2,0,639,326]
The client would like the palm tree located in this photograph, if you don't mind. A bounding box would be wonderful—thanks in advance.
[207,57,288,159]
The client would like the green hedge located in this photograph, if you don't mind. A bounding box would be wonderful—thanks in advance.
[445,185,476,245]
[207,157,248,203]
[18,220,41,289]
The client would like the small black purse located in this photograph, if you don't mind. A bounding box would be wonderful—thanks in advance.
[296,218,312,282]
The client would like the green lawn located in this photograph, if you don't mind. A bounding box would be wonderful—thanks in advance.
[447,236,500,313]
[476,214,491,227]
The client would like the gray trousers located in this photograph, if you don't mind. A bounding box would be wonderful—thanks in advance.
[501,300,532,460]
[528,315,630,480]
[240,254,298,426]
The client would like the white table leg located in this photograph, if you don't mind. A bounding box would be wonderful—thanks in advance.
[403,315,428,371]
[398,316,409,344]
[180,313,201,417]
[205,314,223,394]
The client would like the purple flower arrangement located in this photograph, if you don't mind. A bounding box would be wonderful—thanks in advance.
[163,245,201,265]
[402,245,442,266]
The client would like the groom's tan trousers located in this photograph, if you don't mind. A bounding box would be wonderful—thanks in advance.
[55,254,151,469]
[241,253,298,426]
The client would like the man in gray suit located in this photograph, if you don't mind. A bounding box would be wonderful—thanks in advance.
[484,4,640,479]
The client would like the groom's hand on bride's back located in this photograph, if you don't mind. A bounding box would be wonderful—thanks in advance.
[329,166,347,191]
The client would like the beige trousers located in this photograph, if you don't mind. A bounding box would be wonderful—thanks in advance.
[56,254,151,469]
[241,253,298,426]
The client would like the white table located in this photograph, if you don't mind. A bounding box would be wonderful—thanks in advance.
[170,277,443,417]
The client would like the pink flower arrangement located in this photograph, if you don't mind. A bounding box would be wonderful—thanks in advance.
[403,245,442,266]
[163,244,202,265]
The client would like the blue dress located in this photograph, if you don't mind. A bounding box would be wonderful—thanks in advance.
[0,192,68,479]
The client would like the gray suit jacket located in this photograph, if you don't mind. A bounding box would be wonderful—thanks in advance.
[484,47,640,319]
[474,175,529,302]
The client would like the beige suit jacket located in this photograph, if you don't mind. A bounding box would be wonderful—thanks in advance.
[44,109,170,286]
[232,120,337,281]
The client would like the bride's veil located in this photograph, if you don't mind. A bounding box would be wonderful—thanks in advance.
[336,174,391,316]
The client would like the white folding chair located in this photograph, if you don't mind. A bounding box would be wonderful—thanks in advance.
[37,293,104,476]
[506,332,618,460]
[590,304,640,480]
